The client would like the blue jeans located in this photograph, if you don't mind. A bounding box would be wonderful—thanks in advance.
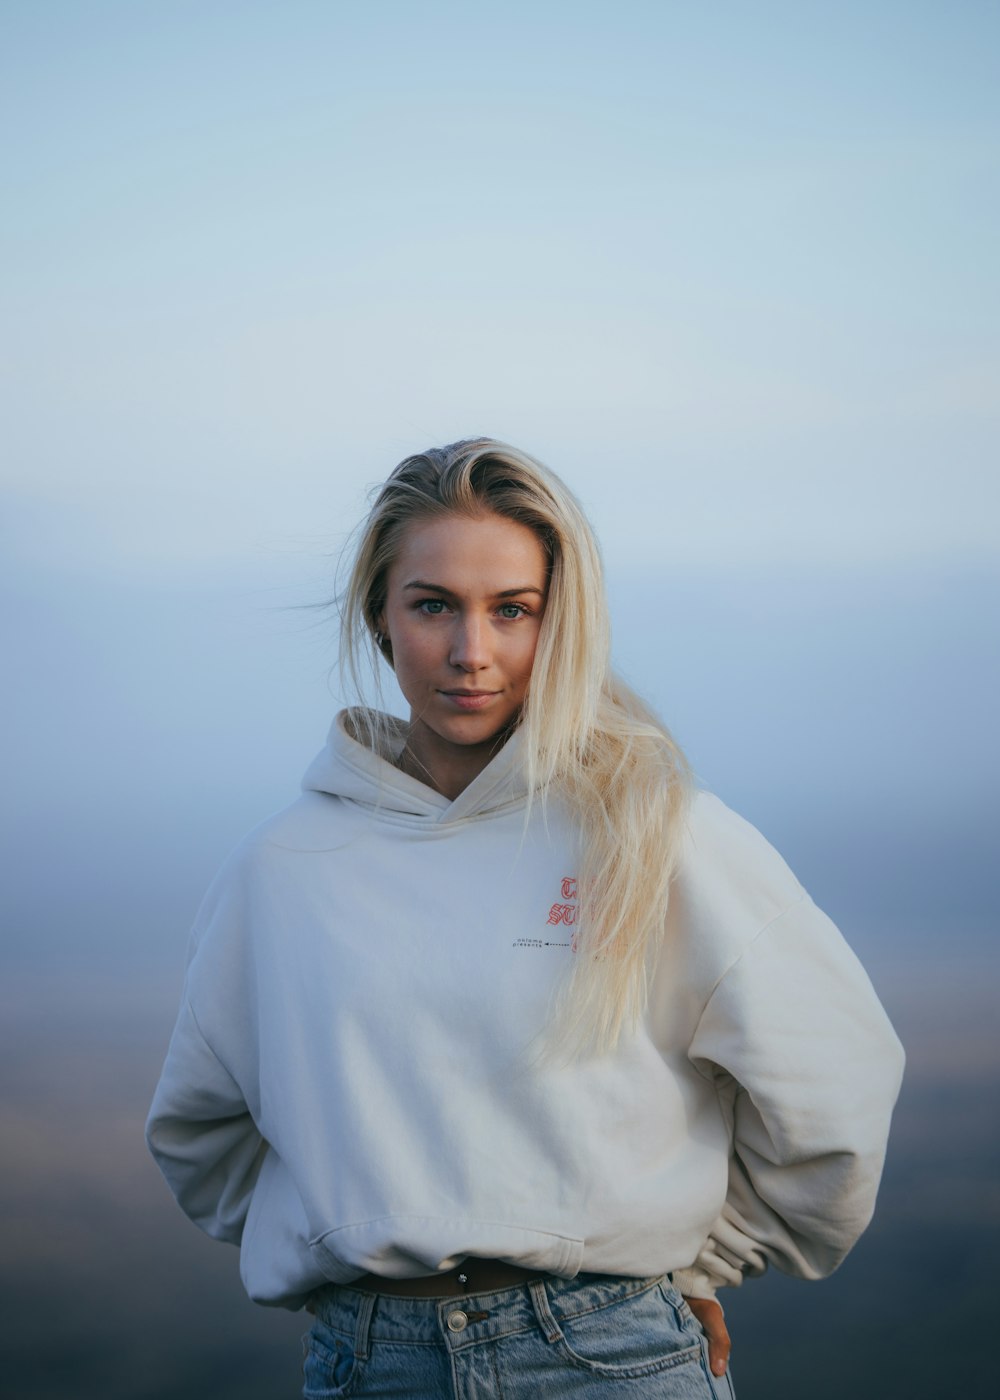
[302,1272,736,1398]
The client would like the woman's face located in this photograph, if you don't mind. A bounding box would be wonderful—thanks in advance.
[379,511,549,793]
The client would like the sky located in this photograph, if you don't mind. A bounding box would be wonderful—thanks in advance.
[1,4,998,1397]
[3,0,998,578]
[2,1,996,896]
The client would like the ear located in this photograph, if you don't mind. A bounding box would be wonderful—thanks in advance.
[373,612,393,662]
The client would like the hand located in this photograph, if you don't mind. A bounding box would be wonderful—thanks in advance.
[683,1295,731,1378]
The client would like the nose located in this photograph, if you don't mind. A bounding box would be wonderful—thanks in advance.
[449,613,491,672]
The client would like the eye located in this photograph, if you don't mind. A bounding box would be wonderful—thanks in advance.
[498,602,529,620]
[416,598,448,615]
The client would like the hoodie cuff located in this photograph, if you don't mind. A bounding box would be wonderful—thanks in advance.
[671,1266,718,1300]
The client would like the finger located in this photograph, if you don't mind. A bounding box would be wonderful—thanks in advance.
[705,1312,731,1377]
[707,1321,731,1377]
[684,1297,731,1377]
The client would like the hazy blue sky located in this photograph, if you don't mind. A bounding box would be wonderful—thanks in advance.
[3,1,998,975]
[4,0,997,573]
[4,3,998,957]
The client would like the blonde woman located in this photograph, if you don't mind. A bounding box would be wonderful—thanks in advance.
[147,439,904,1398]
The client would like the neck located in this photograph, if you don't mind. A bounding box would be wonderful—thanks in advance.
[396,726,511,800]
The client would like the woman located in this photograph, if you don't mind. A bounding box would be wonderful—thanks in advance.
[147,438,904,1398]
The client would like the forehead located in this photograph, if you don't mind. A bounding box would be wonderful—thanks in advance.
[389,512,548,589]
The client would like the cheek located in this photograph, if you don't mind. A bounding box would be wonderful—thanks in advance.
[388,623,440,680]
[512,632,542,686]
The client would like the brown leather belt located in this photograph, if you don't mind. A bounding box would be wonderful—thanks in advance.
[349,1258,550,1298]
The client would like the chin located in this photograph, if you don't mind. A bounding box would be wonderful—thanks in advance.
[436,715,516,748]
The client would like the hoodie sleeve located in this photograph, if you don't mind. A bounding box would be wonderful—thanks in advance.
[145,994,266,1244]
[674,896,905,1300]
[145,841,267,1246]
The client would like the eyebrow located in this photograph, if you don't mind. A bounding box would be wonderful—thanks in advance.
[402,580,547,599]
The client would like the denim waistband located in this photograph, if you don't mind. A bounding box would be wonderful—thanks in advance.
[309,1272,672,1357]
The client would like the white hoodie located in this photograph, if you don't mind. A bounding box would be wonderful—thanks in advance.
[146,711,904,1309]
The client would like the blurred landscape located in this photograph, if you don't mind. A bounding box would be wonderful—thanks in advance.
[1,912,996,1399]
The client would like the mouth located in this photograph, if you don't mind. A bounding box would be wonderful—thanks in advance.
[439,689,499,709]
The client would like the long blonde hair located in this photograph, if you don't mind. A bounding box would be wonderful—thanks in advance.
[340,439,691,1051]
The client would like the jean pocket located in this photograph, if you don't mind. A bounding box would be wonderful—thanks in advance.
[552,1277,703,1380]
[661,1282,737,1398]
[301,1319,361,1398]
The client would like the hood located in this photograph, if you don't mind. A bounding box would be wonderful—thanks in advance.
[301,708,531,825]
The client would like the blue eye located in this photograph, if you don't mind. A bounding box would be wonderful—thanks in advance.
[417,598,447,614]
[498,603,526,619]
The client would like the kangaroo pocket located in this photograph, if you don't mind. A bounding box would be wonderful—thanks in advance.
[308,1214,585,1283]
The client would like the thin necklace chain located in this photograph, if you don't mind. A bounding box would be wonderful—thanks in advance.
[396,734,439,788]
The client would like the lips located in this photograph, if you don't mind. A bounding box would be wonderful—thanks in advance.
[440,690,499,709]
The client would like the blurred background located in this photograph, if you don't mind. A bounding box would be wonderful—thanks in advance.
[2,2,997,1396]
